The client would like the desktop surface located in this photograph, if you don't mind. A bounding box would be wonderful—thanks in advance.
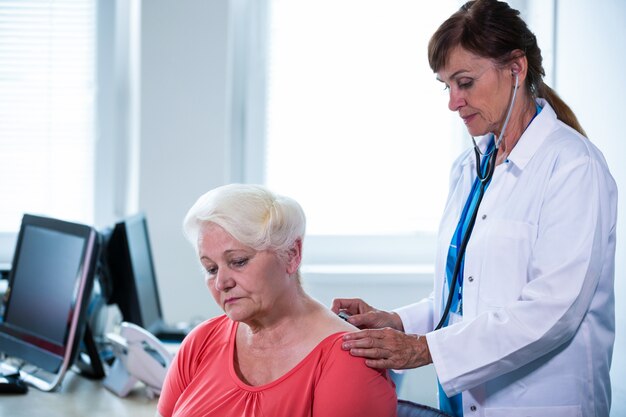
[0,370,158,417]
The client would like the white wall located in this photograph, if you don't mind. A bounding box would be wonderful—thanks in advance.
[138,0,231,323]
[554,2,626,414]
[136,0,626,411]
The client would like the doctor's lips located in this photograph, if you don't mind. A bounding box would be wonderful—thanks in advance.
[461,113,476,125]
[224,297,240,305]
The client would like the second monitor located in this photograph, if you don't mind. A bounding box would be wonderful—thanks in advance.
[104,214,190,342]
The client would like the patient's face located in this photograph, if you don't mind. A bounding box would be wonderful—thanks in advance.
[197,222,292,324]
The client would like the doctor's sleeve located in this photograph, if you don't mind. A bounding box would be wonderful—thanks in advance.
[394,293,435,335]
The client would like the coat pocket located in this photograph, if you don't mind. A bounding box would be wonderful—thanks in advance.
[476,219,537,307]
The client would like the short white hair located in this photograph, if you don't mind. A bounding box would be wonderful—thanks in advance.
[183,184,306,256]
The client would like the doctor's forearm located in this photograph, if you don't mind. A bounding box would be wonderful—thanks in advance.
[395,333,432,369]
[413,334,432,367]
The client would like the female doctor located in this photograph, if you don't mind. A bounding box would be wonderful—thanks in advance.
[332,0,617,416]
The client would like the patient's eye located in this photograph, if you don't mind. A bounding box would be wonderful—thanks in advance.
[230,258,249,269]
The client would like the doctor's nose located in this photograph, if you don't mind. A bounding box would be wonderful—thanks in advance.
[448,89,466,112]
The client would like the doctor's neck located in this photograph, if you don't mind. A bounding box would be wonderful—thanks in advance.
[494,96,536,165]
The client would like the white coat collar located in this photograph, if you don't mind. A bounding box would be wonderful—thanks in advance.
[505,98,558,170]
[460,98,557,171]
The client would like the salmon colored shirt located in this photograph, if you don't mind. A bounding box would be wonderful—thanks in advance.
[158,315,397,417]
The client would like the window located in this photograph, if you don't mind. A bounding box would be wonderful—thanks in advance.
[259,0,555,269]
[265,0,462,237]
[0,0,97,232]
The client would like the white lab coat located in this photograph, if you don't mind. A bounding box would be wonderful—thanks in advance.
[396,99,617,417]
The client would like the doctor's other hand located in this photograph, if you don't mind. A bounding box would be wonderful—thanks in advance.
[341,328,432,370]
[331,298,404,331]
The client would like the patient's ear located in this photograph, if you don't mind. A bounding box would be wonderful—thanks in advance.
[285,239,302,275]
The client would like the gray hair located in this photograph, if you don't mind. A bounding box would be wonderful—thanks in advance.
[183,184,306,258]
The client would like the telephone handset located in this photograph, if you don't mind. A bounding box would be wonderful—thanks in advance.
[103,321,173,399]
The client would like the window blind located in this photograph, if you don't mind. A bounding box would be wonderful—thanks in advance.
[0,0,96,231]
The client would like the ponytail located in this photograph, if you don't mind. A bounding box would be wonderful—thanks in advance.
[537,81,587,137]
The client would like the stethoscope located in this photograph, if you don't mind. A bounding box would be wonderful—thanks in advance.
[435,72,519,331]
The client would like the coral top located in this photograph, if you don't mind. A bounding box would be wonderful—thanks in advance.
[158,315,397,417]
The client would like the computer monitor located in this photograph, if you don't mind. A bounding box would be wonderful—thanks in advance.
[103,213,187,342]
[0,214,102,391]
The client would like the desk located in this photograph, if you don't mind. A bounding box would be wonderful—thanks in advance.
[0,370,158,417]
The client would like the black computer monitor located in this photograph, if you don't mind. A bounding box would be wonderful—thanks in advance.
[103,213,186,341]
[0,214,103,391]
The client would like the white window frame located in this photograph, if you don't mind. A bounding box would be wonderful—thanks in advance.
[94,0,142,229]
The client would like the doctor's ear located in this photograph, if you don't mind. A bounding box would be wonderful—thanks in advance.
[507,50,528,82]
[510,61,523,77]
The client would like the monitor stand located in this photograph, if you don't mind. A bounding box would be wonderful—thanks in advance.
[74,324,106,379]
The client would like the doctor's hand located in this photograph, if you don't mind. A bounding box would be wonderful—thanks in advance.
[331,298,404,331]
[341,328,432,370]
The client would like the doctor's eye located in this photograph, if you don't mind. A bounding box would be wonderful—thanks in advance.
[205,265,218,275]
[458,80,474,89]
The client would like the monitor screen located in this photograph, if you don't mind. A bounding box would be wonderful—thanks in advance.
[105,213,163,334]
[5,227,84,345]
[0,214,100,391]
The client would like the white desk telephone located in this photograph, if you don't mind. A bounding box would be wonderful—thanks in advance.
[103,321,173,399]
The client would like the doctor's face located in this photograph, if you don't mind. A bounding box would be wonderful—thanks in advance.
[437,46,514,137]
[197,222,294,324]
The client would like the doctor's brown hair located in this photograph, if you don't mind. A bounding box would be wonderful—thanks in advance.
[428,0,586,137]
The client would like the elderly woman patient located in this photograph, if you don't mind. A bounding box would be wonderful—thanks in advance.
[156,184,397,417]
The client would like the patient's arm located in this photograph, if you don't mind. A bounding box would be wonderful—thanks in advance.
[313,337,397,417]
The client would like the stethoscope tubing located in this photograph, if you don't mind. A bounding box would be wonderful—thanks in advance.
[435,73,518,331]
[434,146,498,331]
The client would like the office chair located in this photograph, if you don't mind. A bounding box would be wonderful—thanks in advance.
[396,399,452,417]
